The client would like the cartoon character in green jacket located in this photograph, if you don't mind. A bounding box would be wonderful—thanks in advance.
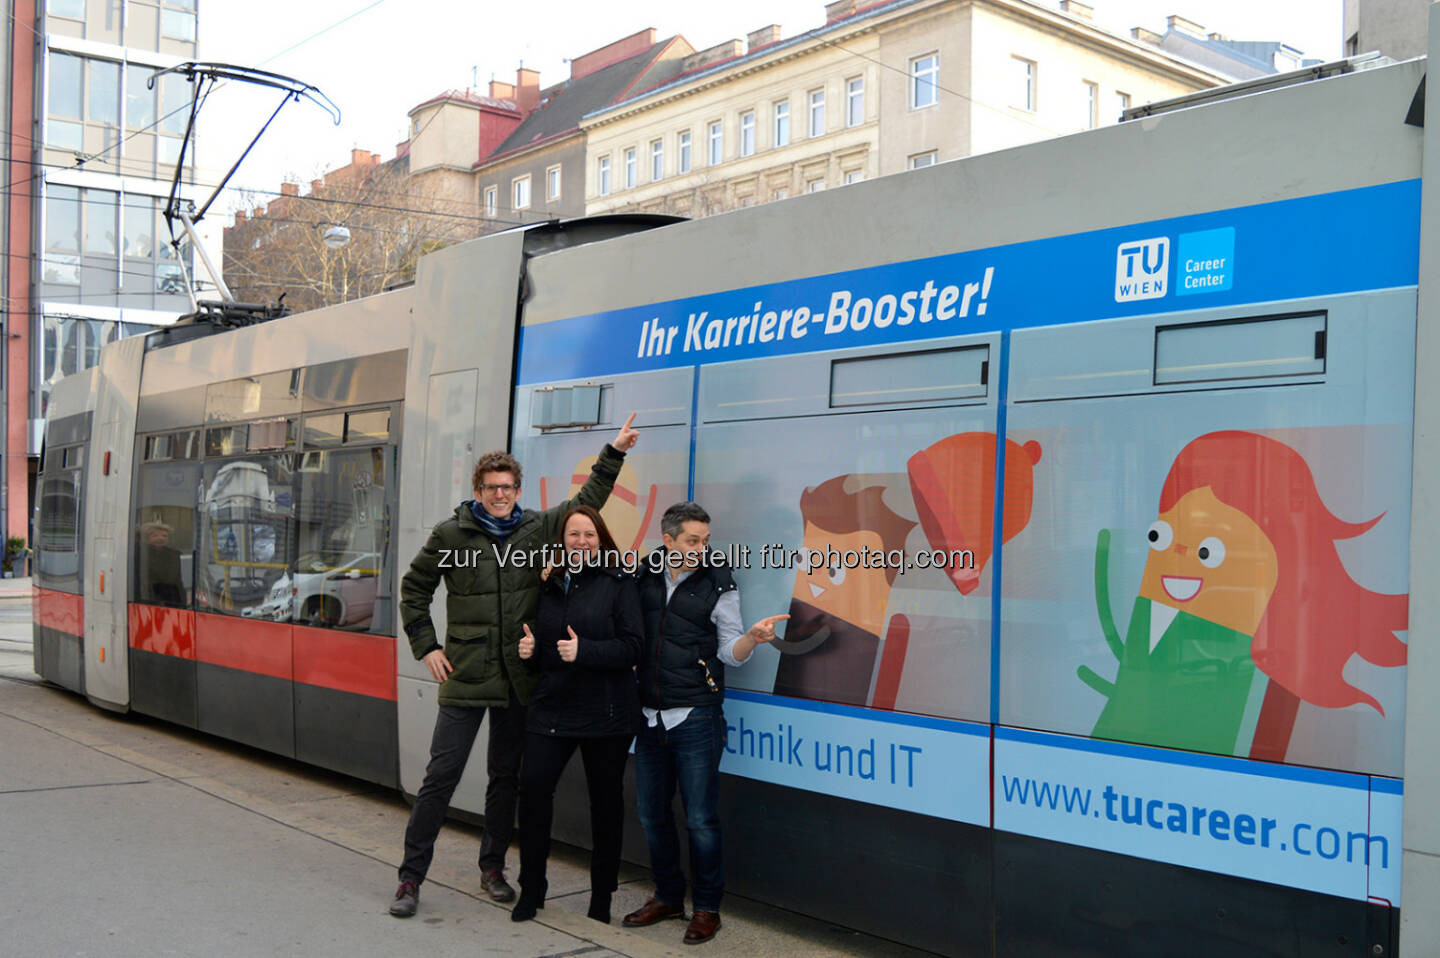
[1079,431,1408,760]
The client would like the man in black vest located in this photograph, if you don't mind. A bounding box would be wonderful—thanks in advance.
[622,502,787,945]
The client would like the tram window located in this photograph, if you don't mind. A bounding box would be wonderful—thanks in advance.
[246,418,294,451]
[206,369,302,423]
[36,472,82,593]
[195,455,295,618]
[133,461,199,608]
[1154,313,1326,385]
[205,425,248,457]
[143,430,200,461]
[292,446,389,632]
[830,346,988,407]
[304,413,344,447]
[344,410,389,444]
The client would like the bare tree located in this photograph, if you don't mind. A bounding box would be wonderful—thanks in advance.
[223,159,486,313]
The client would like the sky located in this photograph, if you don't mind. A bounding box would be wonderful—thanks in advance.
[197,0,1344,217]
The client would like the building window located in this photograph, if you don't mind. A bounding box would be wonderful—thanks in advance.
[47,52,83,150]
[1013,56,1036,111]
[87,59,120,126]
[650,140,663,181]
[806,179,826,193]
[544,165,560,201]
[623,147,637,189]
[1082,81,1098,129]
[43,184,80,285]
[773,100,790,148]
[677,131,692,173]
[808,88,826,137]
[126,63,157,130]
[707,121,722,166]
[512,175,530,211]
[773,187,789,201]
[48,0,85,19]
[739,110,756,157]
[910,55,939,109]
[84,189,118,254]
[1115,91,1131,120]
[844,170,864,185]
[483,185,497,217]
[597,155,611,195]
[908,152,937,170]
[846,76,864,127]
[161,0,198,42]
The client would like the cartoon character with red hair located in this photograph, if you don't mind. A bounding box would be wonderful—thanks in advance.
[1079,430,1408,759]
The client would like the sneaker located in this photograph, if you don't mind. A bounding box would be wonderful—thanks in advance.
[389,880,419,918]
[481,869,516,903]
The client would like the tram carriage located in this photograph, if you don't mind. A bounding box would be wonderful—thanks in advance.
[33,44,1437,956]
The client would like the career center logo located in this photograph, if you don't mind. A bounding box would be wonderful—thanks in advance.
[1115,237,1170,302]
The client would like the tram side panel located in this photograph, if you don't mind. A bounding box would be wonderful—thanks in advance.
[34,369,97,693]
[82,336,146,711]
[127,348,408,786]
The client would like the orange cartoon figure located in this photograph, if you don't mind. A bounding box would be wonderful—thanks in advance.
[1080,430,1408,759]
[542,455,657,555]
[772,432,1042,708]
[772,476,915,706]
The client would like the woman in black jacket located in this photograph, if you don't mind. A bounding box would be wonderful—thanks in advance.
[512,504,643,924]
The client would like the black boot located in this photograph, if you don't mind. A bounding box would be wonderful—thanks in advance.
[587,891,612,924]
[511,895,543,922]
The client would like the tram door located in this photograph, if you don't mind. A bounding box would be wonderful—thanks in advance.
[509,368,693,843]
[992,290,1414,946]
[82,337,145,710]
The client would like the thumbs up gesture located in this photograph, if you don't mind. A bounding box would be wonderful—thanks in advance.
[558,626,579,663]
[519,623,536,660]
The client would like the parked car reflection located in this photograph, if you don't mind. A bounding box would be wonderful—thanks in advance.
[242,550,380,629]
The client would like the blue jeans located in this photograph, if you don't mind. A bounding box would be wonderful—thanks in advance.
[633,705,726,912]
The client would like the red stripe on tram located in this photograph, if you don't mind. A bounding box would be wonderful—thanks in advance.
[35,588,83,635]
[129,603,197,659]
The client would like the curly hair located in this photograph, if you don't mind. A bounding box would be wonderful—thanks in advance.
[472,451,522,491]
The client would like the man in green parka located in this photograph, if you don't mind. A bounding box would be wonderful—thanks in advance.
[389,414,640,917]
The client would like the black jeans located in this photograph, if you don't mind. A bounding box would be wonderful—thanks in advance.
[517,731,634,904]
[398,692,526,884]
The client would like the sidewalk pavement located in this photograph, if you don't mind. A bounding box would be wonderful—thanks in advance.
[0,574,32,598]
[0,653,933,958]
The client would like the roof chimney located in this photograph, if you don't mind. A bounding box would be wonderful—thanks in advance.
[825,0,858,21]
[280,182,299,197]
[233,210,247,226]
[1166,15,1205,36]
[311,179,324,193]
[1130,26,1163,45]
[569,28,659,81]
[489,79,516,101]
[1058,1,1093,20]
[680,39,743,72]
[515,67,540,111]
[747,25,782,51]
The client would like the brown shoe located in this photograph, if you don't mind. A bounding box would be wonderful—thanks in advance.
[684,910,721,944]
[622,896,686,927]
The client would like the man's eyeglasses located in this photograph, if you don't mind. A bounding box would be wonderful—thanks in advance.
[480,483,518,495]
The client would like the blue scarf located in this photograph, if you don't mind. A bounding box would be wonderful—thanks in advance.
[469,500,524,540]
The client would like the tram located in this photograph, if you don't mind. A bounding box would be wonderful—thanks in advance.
[33,43,1437,956]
